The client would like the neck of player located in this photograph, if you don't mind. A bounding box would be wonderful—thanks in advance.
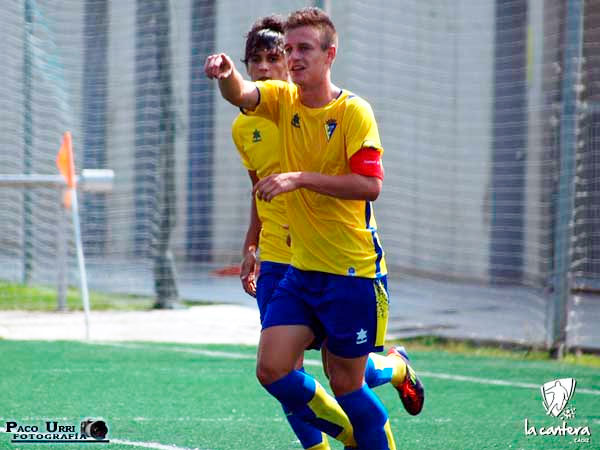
[298,76,341,109]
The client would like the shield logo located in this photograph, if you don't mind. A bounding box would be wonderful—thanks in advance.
[541,378,576,417]
[325,119,337,141]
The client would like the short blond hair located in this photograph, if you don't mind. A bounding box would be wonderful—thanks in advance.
[284,7,338,50]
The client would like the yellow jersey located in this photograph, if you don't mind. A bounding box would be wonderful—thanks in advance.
[231,113,292,264]
[245,80,387,278]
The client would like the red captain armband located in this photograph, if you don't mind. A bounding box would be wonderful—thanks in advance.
[349,148,384,180]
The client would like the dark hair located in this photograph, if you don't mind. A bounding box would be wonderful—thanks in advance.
[284,7,337,50]
[242,15,285,65]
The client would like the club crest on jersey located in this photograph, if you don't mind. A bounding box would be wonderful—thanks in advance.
[291,113,301,128]
[325,119,337,141]
[252,129,262,143]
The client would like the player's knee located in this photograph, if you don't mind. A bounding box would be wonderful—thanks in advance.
[328,371,362,396]
[256,359,287,386]
[328,377,353,396]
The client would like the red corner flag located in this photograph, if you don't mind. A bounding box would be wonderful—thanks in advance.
[56,131,76,188]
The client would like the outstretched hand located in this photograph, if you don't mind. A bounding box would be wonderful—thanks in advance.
[204,53,234,80]
[253,172,301,202]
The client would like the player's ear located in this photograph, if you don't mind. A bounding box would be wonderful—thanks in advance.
[326,45,336,66]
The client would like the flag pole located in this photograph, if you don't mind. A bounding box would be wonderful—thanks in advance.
[71,187,91,340]
[56,132,91,340]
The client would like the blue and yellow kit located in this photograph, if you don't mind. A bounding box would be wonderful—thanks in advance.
[245,80,387,279]
[232,113,292,265]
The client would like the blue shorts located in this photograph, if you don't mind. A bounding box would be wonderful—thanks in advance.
[262,267,389,358]
[256,261,289,324]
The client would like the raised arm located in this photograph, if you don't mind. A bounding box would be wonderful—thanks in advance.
[204,53,259,110]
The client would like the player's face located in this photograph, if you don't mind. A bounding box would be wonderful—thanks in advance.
[284,26,333,88]
[246,49,288,82]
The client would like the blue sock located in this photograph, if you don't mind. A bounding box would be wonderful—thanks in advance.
[278,368,327,449]
[263,370,317,410]
[264,370,354,444]
[281,403,325,449]
[364,353,396,388]
[336,385,393,450]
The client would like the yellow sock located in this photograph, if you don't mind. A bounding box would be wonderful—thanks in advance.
[365,352,407,388]
[307,381,357,448]
[306,434,331,450]
[389,353,407,387]
[384,420,397,450]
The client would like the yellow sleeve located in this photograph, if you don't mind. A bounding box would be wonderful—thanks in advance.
[231,116,253,170]
[243,80,287,124]
[343,97,384,160]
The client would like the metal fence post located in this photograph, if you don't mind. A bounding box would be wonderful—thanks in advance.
[22,0,33,284]
[549,0,585,356]
[153,0,179,307]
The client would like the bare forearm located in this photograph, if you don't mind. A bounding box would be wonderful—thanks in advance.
[242,196,261,255]
[205,53,258,109]
[240,193,260,298]
[219,69,257,109]
[254,171,382,202]
[297,172,382,201]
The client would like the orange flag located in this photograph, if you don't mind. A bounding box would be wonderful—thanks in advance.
[56,131,76,208]
[56,131,76,188]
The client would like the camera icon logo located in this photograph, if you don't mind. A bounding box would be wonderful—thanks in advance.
[80,419,108,440]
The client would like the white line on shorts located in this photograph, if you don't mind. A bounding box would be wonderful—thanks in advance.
[88,341,600,396]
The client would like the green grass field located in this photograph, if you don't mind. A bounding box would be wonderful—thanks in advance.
[0,282,156,311]
[1,340,598,450]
